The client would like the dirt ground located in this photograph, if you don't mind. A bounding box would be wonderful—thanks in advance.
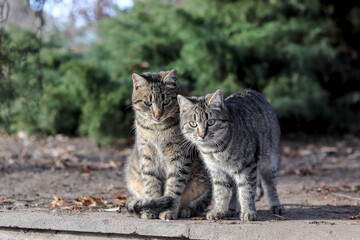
[0,131,359,223]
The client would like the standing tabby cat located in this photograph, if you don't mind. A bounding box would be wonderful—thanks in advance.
[125,69,211,220]
[177,89,283,221]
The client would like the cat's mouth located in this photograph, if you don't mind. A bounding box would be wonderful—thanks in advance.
[196,137,208,143]
[151,115,168,123]
[151,112,174,123]
[152,118,163,124]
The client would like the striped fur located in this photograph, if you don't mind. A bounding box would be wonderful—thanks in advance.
[177,89,283,221]
[125,69,211,220]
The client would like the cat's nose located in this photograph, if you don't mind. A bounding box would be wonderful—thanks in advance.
[154,112,162,120]
[198,128,206,139]
[198,131,206,139]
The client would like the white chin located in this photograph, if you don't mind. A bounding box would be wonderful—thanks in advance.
[197,139,206,144]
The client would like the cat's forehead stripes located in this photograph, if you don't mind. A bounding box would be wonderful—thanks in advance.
[192,101,212,122]
[149,82,164,102]
[147,82,177,102]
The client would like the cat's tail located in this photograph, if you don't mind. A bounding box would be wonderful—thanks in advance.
[126,196,174,218]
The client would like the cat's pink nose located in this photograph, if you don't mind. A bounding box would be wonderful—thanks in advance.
[199,134,205,139]
[155,114,162,120]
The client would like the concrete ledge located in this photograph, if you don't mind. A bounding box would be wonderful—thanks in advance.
[0,211,359,239]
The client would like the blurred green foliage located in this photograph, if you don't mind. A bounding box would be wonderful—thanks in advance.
[1,0,360,143]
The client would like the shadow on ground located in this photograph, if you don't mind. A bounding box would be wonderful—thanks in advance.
[256,204,360,221]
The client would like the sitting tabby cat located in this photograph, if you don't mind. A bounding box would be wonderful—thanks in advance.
[177,89,283,221]
[125,69,211,220]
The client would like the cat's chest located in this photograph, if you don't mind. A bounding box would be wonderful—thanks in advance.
[149,141,178,176]
[203,155,233,174]
[148,130,179,143]
[140,132,181,162]
[203,151,231,164]
[200,147,252,173]
[136,120,181,143]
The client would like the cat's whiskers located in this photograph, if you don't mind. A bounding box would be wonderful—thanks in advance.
[211,138,225,150]
[180,139,195,159]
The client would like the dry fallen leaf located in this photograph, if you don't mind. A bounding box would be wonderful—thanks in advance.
[74,197,83,206]
[90,201,105,207]
[190,216,204,220]
[348,215,360,220]
[115,195,128,202]
[0,198,12,203]
[108,160,124,168]
[82,167,90,174]
[74,196,105,208]
[82,198,92,206]
[286,165,315,176]
[54,156,69,168]
[282,146,299,159]
[109,160,117,168]
[89,196,102,202]
[51,194,66,207]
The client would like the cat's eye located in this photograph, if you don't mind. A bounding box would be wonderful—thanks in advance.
[207,119,215,126]
[163,99,170,105]
[189,121,197,128]
[144,101,152,106]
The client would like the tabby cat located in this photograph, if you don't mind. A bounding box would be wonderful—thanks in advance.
[125,69,211,220]
[177,89,283,221]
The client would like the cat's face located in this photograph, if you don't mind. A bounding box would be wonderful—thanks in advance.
[177,89,230,146]
[132,69,181,123]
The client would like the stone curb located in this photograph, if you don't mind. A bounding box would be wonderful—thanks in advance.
[0,211,359,239]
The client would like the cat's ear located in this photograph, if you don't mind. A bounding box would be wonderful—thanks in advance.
[206,89,224,108]
[161,69,178,85]
[132,73,148,90]
[177,95,194,113]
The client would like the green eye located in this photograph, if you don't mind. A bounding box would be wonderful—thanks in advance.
[163,99,170,105]
[144,101,152,106]
[189,121,197,128]
[207,119,215,126]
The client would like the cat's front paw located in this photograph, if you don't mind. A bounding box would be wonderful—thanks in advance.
[206,210,226,220]
[140,211,158,219]
[240,211,257,221]
[159,210,178,220]
[179,207,192,218]
[270,204,284,215]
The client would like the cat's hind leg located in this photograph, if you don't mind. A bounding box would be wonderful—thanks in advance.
[125,156,146,216]
[259,154,283,214]
[255,171,264,201]
[178,171,212,218]
[125,154,174,219]
[179,188,212,218]
[126,175,175,219]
